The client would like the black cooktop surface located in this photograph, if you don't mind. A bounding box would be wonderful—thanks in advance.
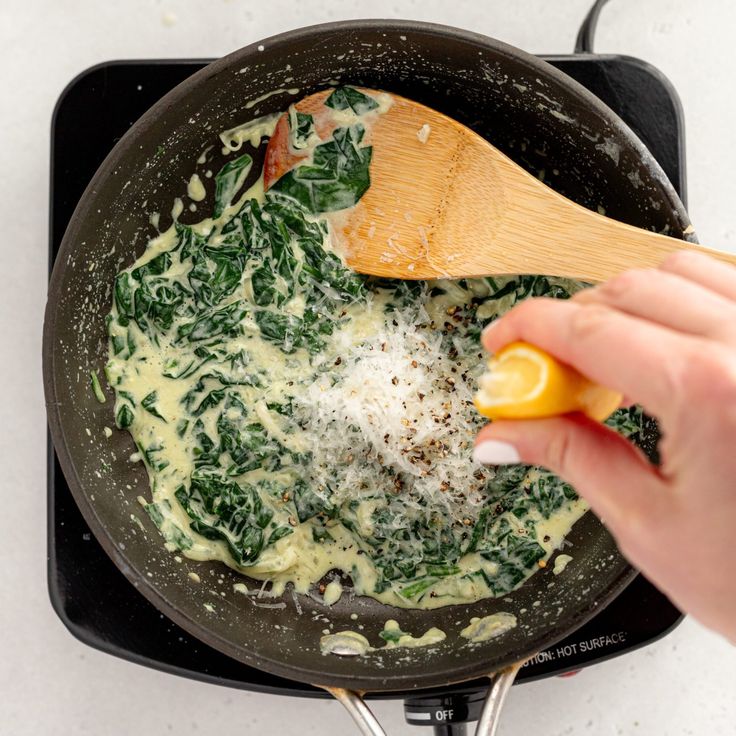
[48,54,684,702]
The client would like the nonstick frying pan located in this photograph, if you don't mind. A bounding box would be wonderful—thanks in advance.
[43,19,692,735]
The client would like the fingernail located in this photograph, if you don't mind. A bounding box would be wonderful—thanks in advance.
[472,440,521,465]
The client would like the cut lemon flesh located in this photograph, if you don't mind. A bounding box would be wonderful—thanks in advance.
[474,341,621,421]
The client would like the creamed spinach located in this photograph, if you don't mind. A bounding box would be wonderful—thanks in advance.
[104,88,644,609]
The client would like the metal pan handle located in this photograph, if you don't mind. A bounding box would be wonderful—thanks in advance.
[326,688,387,736]
[324,662,523,736]
[473,663,523,736]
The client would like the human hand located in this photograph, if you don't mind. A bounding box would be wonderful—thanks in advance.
[473,251,736,643]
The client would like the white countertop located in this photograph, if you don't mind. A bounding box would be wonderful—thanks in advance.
[2,0,735,733]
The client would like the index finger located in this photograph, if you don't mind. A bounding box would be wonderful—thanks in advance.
[481,297,699,417]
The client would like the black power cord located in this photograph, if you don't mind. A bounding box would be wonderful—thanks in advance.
[575,0,612,53]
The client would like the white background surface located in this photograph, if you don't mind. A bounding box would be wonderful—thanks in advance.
[2,0,735,734]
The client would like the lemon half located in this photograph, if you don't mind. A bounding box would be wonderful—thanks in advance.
[474,341,621,421]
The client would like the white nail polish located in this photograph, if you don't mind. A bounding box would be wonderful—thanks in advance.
[473,440,521,465]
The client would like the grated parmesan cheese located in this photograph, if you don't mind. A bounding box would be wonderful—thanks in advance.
[297,298,489,519]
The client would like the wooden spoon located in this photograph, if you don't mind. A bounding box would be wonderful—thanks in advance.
[264,88,735,282]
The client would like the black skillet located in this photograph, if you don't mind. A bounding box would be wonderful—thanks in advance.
[42,18,692,735]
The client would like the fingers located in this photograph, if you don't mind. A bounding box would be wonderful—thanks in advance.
[473,414,668,536]
[481,298,697,417]
[660,250,736,301]
[573,268,736,340]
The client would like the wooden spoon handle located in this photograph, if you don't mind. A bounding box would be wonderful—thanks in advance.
[554,206,736,283]
[456,168,736,283]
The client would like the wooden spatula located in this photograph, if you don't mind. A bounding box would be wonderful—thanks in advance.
[264,88,735,282]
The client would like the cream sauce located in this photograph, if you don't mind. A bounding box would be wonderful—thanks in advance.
[186,173,206,202]
[219,113,280,152]
[552,554,573,576]
[460,612,517,643]
[323,580,343,606]
[320,620,446,657]
[381,619,446,649]
[320,630,372,657]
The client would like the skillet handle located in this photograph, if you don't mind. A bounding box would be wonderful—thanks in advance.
[473,662,523,736]
[326,687,387,736]
[324,661,523,736]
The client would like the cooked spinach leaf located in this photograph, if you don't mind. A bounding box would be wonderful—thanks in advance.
[177,300,248,342]
[145,501,194,551]
[293,480,332,523]
[90,370,106,404]
[271,125,372,213]
[325,86,379,115]
[175,470,290,565]
[192,387,226,417]
[132,252,171,281]
[400,577,438,601]
[288,109,315,150]
[189,245,247,307]
[379,623,407,644]
[163,346,216,379]
[255,311,309,354]
[133,278,189,336]
[114,272,136,325]
[175,222,209,261]
[299,237,364,300]
[141,391,166,421]
[216,397,285,476]
[191,418,219,468]
[214,154,253,218]
[115,404,135,429]
[109,325,136,359]
[141,441,169,472]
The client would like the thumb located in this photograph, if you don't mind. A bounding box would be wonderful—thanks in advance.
[473,414,668,538]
